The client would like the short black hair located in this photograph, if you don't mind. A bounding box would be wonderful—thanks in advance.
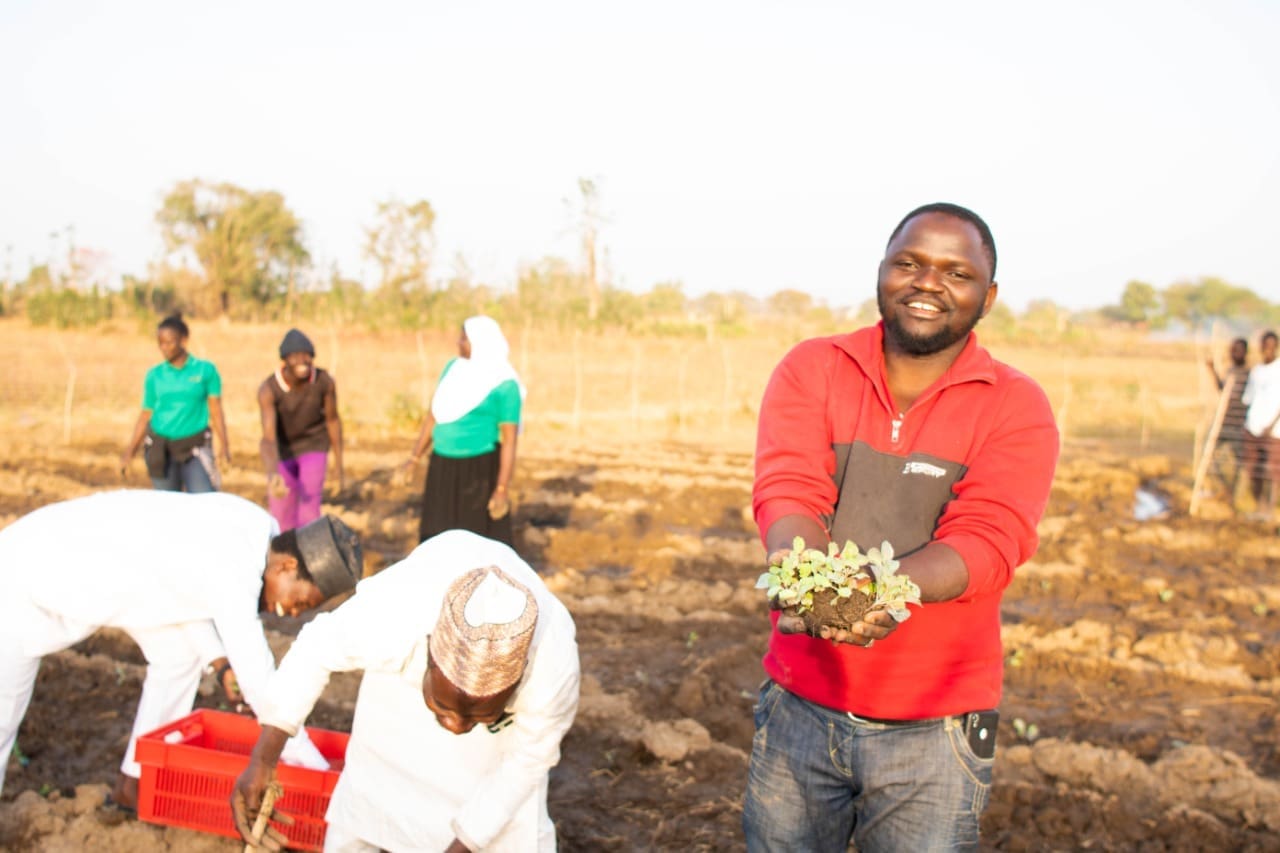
[886,202,997,280]
[158,313,190,338]
[269,530,314,583]
[1263,330,1278,346]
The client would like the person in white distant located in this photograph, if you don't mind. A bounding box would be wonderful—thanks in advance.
[1242,330,1280,518]
[232,529,580,853]
[0,491,364,809]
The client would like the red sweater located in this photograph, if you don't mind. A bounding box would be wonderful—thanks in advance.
[753,324,1058,718]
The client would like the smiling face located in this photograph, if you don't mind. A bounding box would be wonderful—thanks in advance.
[261,551,326,617]
[876,212,998,359]
[422,657,518,735]
[283,351,314,381]
[156,328,187,364]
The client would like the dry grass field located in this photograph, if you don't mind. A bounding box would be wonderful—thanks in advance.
[3,318,1278,852]
[0,318,1218,454]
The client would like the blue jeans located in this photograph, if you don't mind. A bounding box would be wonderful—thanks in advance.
[742,680,993,853]
[151,456,215,493]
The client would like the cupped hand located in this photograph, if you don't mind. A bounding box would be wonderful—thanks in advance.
[823,607,899,646]
[776,605,899,648]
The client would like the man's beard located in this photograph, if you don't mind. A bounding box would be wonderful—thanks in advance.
[878,290,983,356]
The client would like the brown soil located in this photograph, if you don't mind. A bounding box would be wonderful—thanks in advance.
[2,433,1279,852]
[792,587,874,636]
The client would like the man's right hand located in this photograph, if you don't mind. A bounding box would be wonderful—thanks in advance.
[231,759,289,851]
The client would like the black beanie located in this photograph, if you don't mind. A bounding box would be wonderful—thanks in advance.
[279,328,315,359]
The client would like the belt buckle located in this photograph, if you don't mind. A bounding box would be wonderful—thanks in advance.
[846,712,901,726]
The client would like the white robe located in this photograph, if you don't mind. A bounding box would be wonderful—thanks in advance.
[256,530,580,852]
[0,490,320,787]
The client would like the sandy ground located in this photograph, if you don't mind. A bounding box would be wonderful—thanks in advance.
[2,432,1279,852]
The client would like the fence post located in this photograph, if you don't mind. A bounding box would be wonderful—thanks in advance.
[572,329,583,435]
[55,333,76,445]
[630,340,640,430]
[721,339,732,432]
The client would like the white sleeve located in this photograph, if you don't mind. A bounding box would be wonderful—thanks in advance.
[212,610,279,714]
[253,604,373,736]
[180,620,226,667]
[451,609,581,851]
[1242,370,1258,406]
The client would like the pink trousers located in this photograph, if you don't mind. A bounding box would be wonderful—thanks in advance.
[269,451,328,531]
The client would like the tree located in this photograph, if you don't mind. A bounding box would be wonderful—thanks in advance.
[1162,277,1268,327]
[1021,299,1069,338]
[645,281,687,319]
[1102,280,1161,326]
[570,178,605,322]
[767,289,814,318]
[156,180,309,316]
[514,256,580,325]
[364,199,436,296]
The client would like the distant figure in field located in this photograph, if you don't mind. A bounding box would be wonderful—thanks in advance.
[402,316,525,546]
[258,328,345,532]
[1241,330,1280,519]
[119,313,230,492]
[1205,337,1250,500]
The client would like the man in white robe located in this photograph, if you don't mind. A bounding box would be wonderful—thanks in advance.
[232,529,580,853]
[0,490,363,807]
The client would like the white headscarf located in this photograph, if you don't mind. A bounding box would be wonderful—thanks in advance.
[430,315,526,424]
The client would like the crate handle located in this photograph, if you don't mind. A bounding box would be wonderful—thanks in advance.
[148,717,205,744]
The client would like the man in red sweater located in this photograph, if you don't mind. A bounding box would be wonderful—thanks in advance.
[744,203,1059,852]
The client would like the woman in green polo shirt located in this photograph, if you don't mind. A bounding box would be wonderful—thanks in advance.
[119,314,231,492]
[402,315,525,546]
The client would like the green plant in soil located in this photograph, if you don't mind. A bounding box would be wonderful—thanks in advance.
[755,536,922,637]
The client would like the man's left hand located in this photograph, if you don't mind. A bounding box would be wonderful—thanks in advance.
[819,607,899,646]
[776,606,899,648]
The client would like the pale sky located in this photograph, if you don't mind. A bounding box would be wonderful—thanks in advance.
[2,0,1278,312]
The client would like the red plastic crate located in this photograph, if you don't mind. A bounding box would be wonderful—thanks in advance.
[135,709,348,851]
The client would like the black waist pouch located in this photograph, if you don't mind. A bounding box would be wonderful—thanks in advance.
[143,427,210,479]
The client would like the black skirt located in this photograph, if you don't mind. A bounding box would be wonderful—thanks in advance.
[418,447,513,546]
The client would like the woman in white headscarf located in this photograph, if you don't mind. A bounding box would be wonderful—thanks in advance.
[402,316,525,545]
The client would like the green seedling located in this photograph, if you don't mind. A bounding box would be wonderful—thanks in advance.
[11,743,30,768]
[1012,717,1040,742]
[1158,588,1175,603]
[755,536,922,622]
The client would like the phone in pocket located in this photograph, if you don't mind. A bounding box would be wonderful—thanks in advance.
[963,710,999,759]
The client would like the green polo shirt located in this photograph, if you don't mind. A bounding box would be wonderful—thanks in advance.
[432,361,522,458]
[142,354,222,439]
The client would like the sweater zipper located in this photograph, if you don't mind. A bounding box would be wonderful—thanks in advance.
[891,414,903,443]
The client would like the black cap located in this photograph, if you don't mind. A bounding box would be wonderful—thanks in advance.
[295,516,363,599]
[279,328,315,359]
